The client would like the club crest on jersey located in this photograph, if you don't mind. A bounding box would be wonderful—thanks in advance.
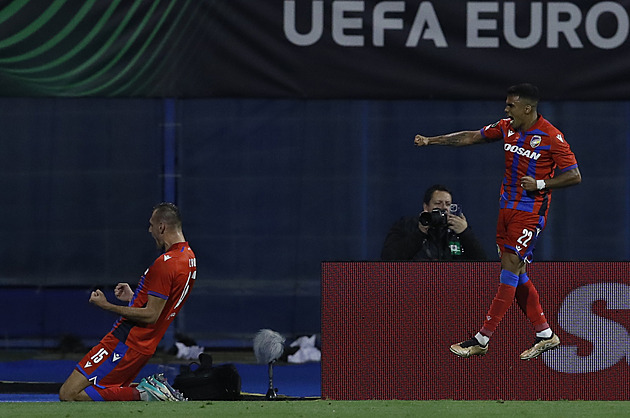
[530,135,542,148]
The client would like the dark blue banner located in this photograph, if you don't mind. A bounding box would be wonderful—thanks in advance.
[1,0,629,99]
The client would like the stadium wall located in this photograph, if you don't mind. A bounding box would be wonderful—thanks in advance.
[1,98,629,345]
[321,261,630,400]
[2,2,630,348]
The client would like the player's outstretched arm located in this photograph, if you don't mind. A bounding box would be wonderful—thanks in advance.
[414,130,487,147]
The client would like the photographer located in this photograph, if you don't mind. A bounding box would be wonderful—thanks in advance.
[381,184,486,261]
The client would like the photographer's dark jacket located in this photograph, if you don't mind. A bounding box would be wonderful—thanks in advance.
[380,216,487,261]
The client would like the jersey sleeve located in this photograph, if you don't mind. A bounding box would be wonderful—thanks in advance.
[550,131,578,172]
[143,258,172,300]
[480,119,506,140]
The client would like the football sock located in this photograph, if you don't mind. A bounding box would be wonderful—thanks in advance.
[518,272,530,285]
[138,388,150,401]
[515,277,549,332]
[474,332,489,346]
[85,385,141,401]
[480,271,518,337]
[536,328,553,339]
[499,269,519,287]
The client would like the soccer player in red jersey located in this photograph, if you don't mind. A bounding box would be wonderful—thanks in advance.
[59,203,196,401]
[414,84,581,360]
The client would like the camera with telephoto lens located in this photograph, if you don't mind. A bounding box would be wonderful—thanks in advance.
[419,204,461,227]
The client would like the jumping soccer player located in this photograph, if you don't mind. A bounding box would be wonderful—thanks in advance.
[59,203,196,401]
[414,83,581,360]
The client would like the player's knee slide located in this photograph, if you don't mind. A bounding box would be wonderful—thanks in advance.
[499,270,519,287]
[58,386,74,402]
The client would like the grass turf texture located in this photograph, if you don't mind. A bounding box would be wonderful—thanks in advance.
[3,401,630,417]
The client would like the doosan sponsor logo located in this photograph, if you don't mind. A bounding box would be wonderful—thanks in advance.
[504,143,541,160]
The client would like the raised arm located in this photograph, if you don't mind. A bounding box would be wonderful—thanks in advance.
[414,130,493,147]
[89,290,167,325]
[114,282,134,303]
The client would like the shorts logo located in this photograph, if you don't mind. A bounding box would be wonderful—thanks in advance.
[530,135,542,148]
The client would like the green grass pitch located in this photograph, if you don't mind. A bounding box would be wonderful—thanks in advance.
[3,400,630,417]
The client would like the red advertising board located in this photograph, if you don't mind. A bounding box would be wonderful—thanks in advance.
[321,262,630,400]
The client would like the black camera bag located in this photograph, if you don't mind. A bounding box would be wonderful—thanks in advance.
[172,353,242,400]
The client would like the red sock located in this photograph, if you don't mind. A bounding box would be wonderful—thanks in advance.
[87,386,141,401]
[481,283,516,337]
[515,279,549,331]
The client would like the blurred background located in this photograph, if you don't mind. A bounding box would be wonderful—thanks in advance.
[1,0,629,350]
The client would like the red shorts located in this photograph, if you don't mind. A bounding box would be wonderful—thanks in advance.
[76,335,152,388]
[496,208,546,262]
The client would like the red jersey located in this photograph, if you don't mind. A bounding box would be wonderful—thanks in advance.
[480,115,578,216]
[107,241,196,355]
